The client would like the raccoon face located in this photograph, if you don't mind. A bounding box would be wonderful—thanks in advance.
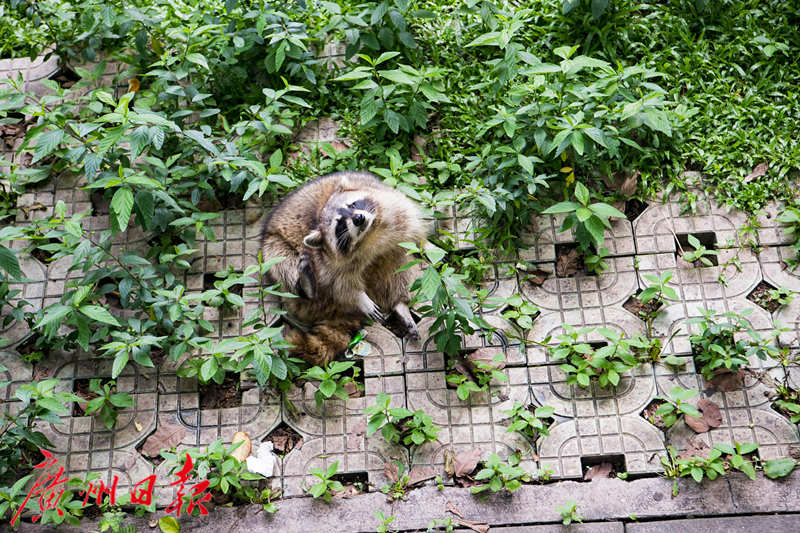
[303,193,376,255]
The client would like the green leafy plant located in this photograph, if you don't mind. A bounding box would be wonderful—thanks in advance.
[161,439,264,504]
[306,461,344,502]
[365,392,440,448]
[504,402,555,440]
[636,271,678,333]
[542,182,625,273]
[445,352,508,401]
[777,207,800,268]
[83,379,135,430]
[652,386,702,428]
[470,452,531,495]
[555,499,583,526]
[375,510,398,533]
[679,234,718,267]
[301,361,362,407]
[688,308,774,380]
[402,241,492,357]
[486,293,539,332]
[548,325,640,388]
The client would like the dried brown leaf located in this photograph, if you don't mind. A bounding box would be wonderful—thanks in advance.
[466,348,505,372]
[446,501,464,518]
[453,448,482,478]
[408,466,436,486]
[141,423,187,457]
[556,248,581,278]
[583,462,613,481]
[620,170,640,197]
[744,162,769,183]
[454,519,490,533]
[698,398,722,428]
[685,413,710,434]
[444,449,456,477]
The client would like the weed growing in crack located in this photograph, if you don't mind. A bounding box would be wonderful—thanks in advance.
[652,386,702,429]
[305,461,344,503]
[365,392,440,449]
[504,402,554,441]
[555,499,583,526]
[469,452,531,496]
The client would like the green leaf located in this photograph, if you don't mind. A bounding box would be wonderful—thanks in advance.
[78,305,121,326]
[764,458,796,479]
[574,182,590,206]
[158,516,181,533]
[319,379,337,398]
[186,53,210,70]
[36,304,72,329]
[589,203,626,219]
[591,0,609,19]
[0,245,21,278]
[32,129,64,164]
[542,201,580,214]
[111,187,134,231]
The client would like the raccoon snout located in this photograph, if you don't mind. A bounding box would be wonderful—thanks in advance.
[353,213,365,227]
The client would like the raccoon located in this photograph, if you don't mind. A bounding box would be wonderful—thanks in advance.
[260,171,426,366]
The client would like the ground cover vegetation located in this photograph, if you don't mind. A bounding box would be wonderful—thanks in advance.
[0,0,799,526]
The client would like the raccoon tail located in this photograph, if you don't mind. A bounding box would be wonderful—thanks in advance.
[282,317,363,367]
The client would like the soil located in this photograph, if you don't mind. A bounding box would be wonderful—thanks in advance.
[17,336,48,364]
[331,471,369,496]
[198,373,247,409]
[50,68,80,89]
[90,189,110,216]
[642,399,668,431]
[264,423,303,455]
[623,292,664,318]
[72,378,101,417]
[674,232,719,267]
[31,238,59,263]
[747,281,781,313]
[624,199,648,221]
[0,113,28,150]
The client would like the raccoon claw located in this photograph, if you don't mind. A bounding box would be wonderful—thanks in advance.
[367,308,385,323]
[405,326,420,343]
[358,293,384,323]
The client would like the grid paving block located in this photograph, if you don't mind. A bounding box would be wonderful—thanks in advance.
[159,378,281,447]
[654,356,782,411]
[665,405,799,461]
[432,201,482,251]
[190,209,262,273]
[404,317,526,372]
[525,307,646,365]
[758,246,800,347]
[537,415,665,479]
[633,193,748,254]
[405,369,533,477]
[520,212,635,261]
[528,363,657,419]
[520,255,638,312]
[0,53,60,95]
[755,201,793,246]
[0,351,33,401]
[360,324,405,377]
[2,254,46,347]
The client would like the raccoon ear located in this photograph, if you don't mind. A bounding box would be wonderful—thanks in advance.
[303,230,323,249]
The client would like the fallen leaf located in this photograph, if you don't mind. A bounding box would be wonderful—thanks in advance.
[444,449,456,476]
[744,162,768,183]
[134,421,143,432]
[454,519,489,533]
[453,448,482,478]
[556,248,581,278]
[621,170,640,197]
[384,462,399,484]
[408,466,436,486]
[524,267,550,287]
[466,348,505,372]
[583,462,613,480]
[709,370,744,392]
[344,381,362,398]
[127,78,140,93]
[140,423,187,457]
[698,398,722,428]
[411,135,427,162]
[685,413,710,433]
[446,501,464,518]
[231,431,252,462]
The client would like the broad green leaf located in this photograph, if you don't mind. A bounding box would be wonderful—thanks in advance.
[589,203,626,219]
[764,458,796,479]
[111,187,134,231]
[32,129,64,164]
[79,305,121,326]
[186,53,210,70]
[0,245,21,278]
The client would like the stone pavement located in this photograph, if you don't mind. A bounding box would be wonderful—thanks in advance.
[2,55,800,528]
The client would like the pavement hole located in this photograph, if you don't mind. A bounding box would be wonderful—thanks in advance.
[263,422,303,456]
[72,377,113,417]
[622,290,663,319]
[342,357,365,399]
[96,276,122,309]
[49,67,80,89]
[90,189,110,216]
[641,398,669,432]
[331,471,369,494]
[746,280,781,313]
[199,372,249,409]
[31,237,60,264]
[675,231,718,267]
[624,199,649,221]
[203,271,244,297]
[554,243,596,278]
[580,454,627,481]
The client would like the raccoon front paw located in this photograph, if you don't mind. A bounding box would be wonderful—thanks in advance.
[405,324,420,343]
[357,293,384,323]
